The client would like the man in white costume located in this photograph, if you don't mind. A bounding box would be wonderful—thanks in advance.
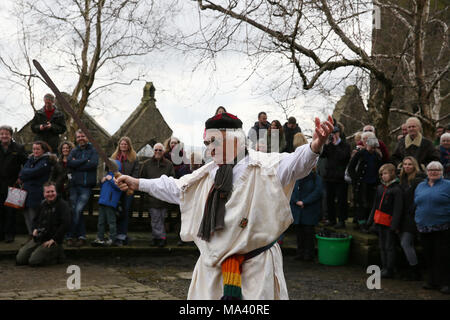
[116,113,334,300]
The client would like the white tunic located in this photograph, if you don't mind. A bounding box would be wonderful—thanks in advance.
[139,144,319,299]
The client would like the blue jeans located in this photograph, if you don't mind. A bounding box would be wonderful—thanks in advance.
[68,186,91,240]
[116,194,133,241]
[97,205,117,241]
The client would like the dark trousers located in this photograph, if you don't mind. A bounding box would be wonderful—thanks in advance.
[16,239,63,266]
[116,194,134,241]
[325,181,348,223]
[0,193,16,240]
[378,225,396,271]
[355,183,377,224]
[97,205,117,241]
[420,229,450,287]
[295,224,316,259]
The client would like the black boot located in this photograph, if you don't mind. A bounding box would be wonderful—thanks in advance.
[409,265,421,281]
[158,239,167,247]
[381,268,394,279]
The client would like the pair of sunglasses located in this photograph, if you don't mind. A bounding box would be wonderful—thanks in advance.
[203,136,223,147]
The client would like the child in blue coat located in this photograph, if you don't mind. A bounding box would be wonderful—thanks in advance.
[91,160,122,247]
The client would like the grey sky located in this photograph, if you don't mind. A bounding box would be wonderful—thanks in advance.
[0,1,372,149]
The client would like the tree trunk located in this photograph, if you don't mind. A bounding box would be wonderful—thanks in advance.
[368,81,394,147]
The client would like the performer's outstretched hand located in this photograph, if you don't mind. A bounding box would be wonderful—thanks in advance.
[115,175,139,192]
[311,115,335,154]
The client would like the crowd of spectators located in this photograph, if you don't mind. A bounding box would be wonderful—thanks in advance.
[244,111,449,295]
[1,96,449,295]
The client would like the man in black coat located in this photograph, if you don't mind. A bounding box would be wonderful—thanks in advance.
[283,116,302,153]
[31,93,67,154]
[320,125,351,228]
[16,182,71,266]
[0,125,28,243]
[391,117,440,170]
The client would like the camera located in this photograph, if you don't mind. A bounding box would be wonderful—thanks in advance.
[328,135,334,143]
[366,137,379,148]
[33,227,47,243]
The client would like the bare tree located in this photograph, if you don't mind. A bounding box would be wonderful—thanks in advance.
[372,0,450,137]
[1,0,175,141]
[182,0,449,143]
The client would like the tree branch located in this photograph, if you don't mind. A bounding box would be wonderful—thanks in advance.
[389,108,433,126]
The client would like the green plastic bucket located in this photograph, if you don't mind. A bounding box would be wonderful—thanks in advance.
[315,234,352,266]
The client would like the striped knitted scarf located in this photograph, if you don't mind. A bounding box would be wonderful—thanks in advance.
[221,254,245,300]
[220,241,277,300]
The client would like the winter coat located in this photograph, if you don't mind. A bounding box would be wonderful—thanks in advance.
[439,145,449,179]
[0,141,28,196]
[377,139,390,164]
[368,180,403,231]
[19,152,56,208]
[414,178,450,231]
[117,158,139,178]
[248,121,270,148]
[32,196,71,245]
[282,123,302,153]
[392,134,440,169]
[164,151,191,179]
[50,159,71,200]
[267,129,286,153]
[399,173,426,234]
[139,157,175,208]
[98,161,123,209]
[347,148,382,191]
[67,143,99,188]
[30,107,67,153]
[290,172,323,226]
[320,139,351,182]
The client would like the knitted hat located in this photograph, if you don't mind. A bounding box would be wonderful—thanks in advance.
[205,112,243,130]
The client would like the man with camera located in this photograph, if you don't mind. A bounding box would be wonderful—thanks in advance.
[30,93,67,154]
[16,181,70,266]
[319,125,351,229]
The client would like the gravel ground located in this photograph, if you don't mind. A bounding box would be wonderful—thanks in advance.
[112,254,449,300]
[0,253,448,300]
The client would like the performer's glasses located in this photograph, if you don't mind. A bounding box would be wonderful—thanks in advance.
[203,136,222,147]
[154,149,163,152]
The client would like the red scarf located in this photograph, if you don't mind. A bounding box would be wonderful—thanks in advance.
[117,153,127,173]
[45,107,55,121]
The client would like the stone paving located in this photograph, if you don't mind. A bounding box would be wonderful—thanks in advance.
[0,255,180,300]
[0,283,177,300]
